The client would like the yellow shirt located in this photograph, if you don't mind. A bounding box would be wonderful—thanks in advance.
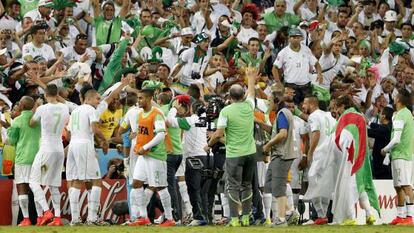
[99,109,123,140]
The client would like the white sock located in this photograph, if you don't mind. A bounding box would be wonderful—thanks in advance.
[35,201,43,217]
[407,203,414,217]
[69,188,81,222]
[137,187,148,218]
[159,188,173,220]
[359,192,371,217]
[18,195,29,218]
[88,186,101,221]
[49,186,61,217]
[87,189,92,207]
[220,193,230,218]
[286,184,294,214]
[263,193,272,220]
[272,197,278,220]
[178,181,192,214]
[129,188,140,220]
[12,184,19,225]
[397,205,406,218]
[29,183,49,212]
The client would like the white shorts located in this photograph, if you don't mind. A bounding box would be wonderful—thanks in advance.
[14,165,32,184]
[128,155,138,185]
[133,155,167,187]
[29,150,64,187]
[176,155,186,177]
[66,141,101,181]
[392,159,413,187]
[257,161,269,188]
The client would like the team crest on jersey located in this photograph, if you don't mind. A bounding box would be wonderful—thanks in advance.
[139,126,149,135]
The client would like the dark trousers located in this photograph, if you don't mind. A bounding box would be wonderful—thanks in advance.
[285,82,312,105]
[185,156,214,221]
[225,153,256,218]
[167,154,183,221]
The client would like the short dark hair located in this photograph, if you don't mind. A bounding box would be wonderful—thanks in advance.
[336,95,355,109]
[80,84,94,100]
[381,107,394,121]
[158,63,170,73]
[401,22,413,30]
[187,84,200,100]
[140,89,154,98]
[75,33,88,42]
[158,92,172,105]
[140,8,152,16]
[126,92,138,106]
[84,89,98,100]
[397,89,411,107]
[46,84,58,97]
[8,0,20,7]
[248,37,260,45]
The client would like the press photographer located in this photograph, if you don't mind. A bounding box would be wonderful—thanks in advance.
[103,158,126,179]
[166,95,221,226]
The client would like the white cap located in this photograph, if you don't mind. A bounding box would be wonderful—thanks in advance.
[181,27,194,36]
[0,48,7,56]
[38,0,53,7]
[384,10,397,22]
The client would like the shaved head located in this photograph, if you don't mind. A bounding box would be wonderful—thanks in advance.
[229,84,245,101]
[20,96,35,110]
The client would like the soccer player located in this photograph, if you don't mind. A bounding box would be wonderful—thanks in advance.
[382,90,414,225]
[128,82,175,227]
[66,89,109,225]
[303,96,336,225]
[28,84,70,226]
[7,96,41,226]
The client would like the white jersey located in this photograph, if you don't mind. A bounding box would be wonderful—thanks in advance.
[22,42,56,62]
[308,109,336,148]
[68,104,99,142]
[32,103,70,152]
[293,115,308,156]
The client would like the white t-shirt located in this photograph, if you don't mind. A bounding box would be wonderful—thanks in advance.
[299,5,317,21]
[0,15,19,30]
[274,45,317,85]
[68,104,99,142]
[316,52,350,89]
[32,103,70,152]
[60,46,96,66]
[308,109,336,148]
[236,26,259,45]
[22,42,56,62]
[293,115,308,156]
[204,71,224,91]
[358,11,381,28]
[179,47,212,86]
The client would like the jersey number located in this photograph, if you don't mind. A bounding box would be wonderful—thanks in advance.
[71,112,80,131]
[53,112,62,134]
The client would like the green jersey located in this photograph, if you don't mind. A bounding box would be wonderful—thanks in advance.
[160,104,183,155]
[391,107,414,161]
[19,0,39,17]
[262,12,300,33]
[93,16,122,46]
[7,111,40,165]
[217,97,256,158]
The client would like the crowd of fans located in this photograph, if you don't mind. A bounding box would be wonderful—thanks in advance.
[1,0,414,227]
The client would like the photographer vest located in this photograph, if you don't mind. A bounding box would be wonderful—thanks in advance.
[271,108,296,160]
[134,108,166,161]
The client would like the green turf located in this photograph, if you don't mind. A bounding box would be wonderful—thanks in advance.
[0,226,412,233]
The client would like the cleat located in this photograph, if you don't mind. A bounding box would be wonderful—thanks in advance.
[287,211,300,225]
[188,219,207,226]
[271,217,287,227]
[397,216,413,225]
[227,218,241,227]
[47,217,64,226]
[341,219,357,226]
[39,210,54,226]
[366,215,376,225]
[215,217,229,225]
[182,212,193,225]
[264,218,272,226]
[128,217,151,226]
[159,219,176,227]
[36,217,43,226]
[18,218,32,227]
[314,217,328,225]
[389,217,406,225]
[241,215,249,227]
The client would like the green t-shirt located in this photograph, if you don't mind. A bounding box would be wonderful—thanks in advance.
[93,16,123,46]
[217,97,256,157]
[19,0,39,17]
[391,107,414,161]
[262,12,300,33]
[141,108,167,161]
[238,52,262,68]
[7,111,40,165]
[160,104,183,155]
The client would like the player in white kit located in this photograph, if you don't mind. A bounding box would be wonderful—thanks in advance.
[28,84,70,226]
[66,89,109,225]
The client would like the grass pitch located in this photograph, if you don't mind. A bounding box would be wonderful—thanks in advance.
[0,226,412,233]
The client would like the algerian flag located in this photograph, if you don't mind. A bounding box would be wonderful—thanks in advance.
[332,107,380,223]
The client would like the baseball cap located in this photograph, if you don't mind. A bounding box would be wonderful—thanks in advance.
[288,28,303,37]
[38,0,54,8]
[181,27,194,36]
[381,75,396,84]
[384,10,397,22]
[193,32,209,44]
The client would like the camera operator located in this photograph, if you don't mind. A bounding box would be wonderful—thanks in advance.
[166,95,212,226]
[103,158,126,179]
[207,67,258,227]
